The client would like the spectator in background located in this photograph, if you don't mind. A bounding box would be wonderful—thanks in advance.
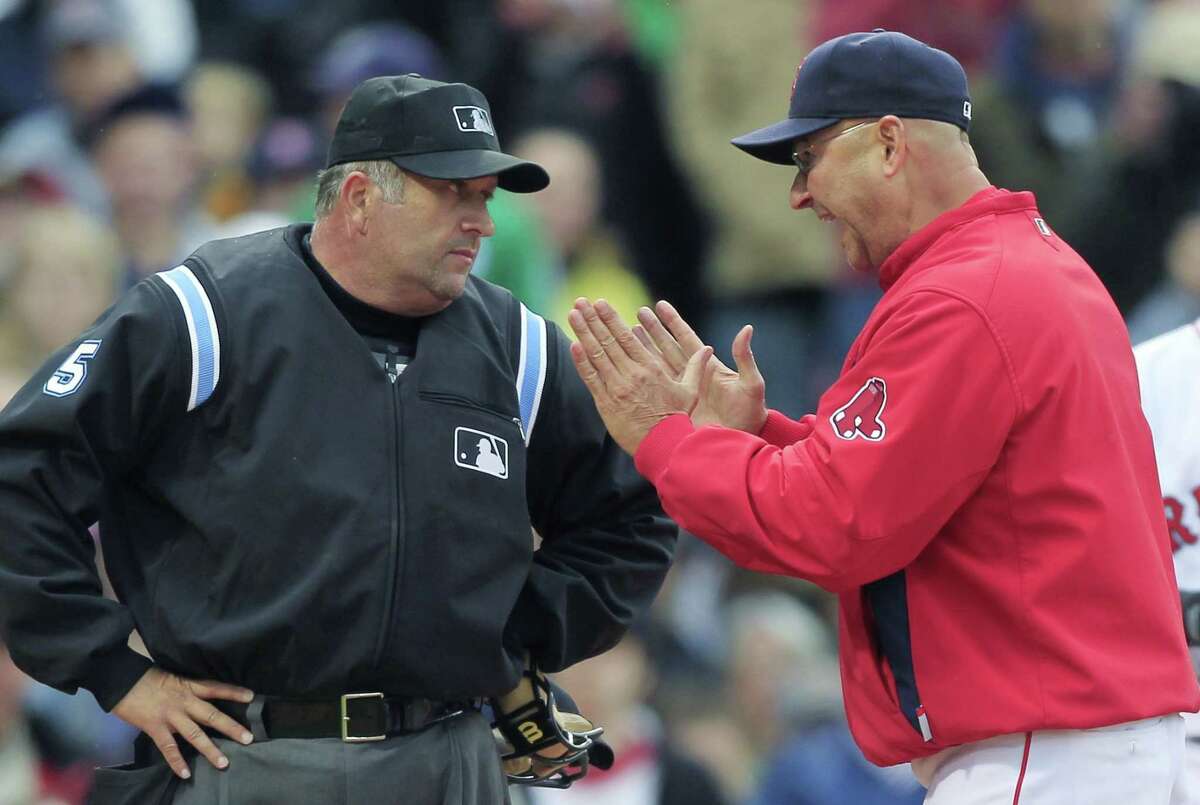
[968,0,1131,234]
[189,0,398,116]
[742,600,925,805]
[0,204,122,391]
[496,0,710,327]
[1067,0,1200,314]
[88,83,216,286]
[185,62,275,223]
[310,22,447,135]
[1127,200,1200,344]
[245,119,323,217]
[516,630,726,805]
[109,0,196,85]
[812,0,1016,73]
[0,0,49,127]
[0,0,142,217]
[667,0,845,416]
[0,641,93,805]
[513,127,651,330]
[671,592,844,802]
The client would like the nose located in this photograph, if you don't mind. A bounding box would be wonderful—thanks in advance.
[790,172,813,210]
[464,207,496,238]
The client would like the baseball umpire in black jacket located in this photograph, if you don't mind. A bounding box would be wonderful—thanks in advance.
[0,75,676,804]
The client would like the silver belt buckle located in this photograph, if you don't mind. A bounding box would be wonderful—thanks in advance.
[340,692,387,742]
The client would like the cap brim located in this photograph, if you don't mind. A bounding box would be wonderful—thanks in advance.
[390,150,549,193]
[730,117,839,165]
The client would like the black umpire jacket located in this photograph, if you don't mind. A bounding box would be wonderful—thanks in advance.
[0,224,676,711]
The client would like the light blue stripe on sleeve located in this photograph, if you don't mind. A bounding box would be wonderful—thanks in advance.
[517,304,547,445]
[158,266,220,411]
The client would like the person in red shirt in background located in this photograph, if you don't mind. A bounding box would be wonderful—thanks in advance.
[565,29,1199,805]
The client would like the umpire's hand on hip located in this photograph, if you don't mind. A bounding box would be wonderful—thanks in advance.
[112,666,255,779]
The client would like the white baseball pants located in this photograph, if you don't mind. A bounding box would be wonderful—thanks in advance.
[911,715,1188,805]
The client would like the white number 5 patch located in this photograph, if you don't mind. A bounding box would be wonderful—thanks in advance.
[44,340,102,397]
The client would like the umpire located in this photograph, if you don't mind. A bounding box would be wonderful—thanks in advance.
[0,75,676,804]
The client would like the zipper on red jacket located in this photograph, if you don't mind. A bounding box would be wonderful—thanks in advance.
[916,705,934,742]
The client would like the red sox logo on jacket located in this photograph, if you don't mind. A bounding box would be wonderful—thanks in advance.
[830,377,887,442]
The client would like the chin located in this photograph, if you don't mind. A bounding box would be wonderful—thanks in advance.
[432,277,469,303]
[842,245,875,273]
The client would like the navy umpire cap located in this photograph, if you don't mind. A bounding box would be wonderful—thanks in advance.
[326,74,549,193]
[732,30,973,165]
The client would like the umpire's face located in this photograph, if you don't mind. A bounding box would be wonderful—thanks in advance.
[371,171,498,313]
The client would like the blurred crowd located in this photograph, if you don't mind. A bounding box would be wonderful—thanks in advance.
[1,0,1199,803]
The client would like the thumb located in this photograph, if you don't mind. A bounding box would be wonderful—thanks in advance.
[731,325,764,389]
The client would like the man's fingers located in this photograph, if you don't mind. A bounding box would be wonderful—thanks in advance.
[195,702,254,745]
[568,308,623,386]
[569,341,607,399]
[632,324,658,356]
[186,678,254,703]
[637,306,689,374]
[149,727,191,780]
[655,300,705,355]
[593,299,653,366]
[171,712,230,771]
[574,299,636,374]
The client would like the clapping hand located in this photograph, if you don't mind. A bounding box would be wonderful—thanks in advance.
[568,298,711,455]
[633,301,767,434]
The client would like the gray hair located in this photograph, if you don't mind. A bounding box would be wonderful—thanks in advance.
[313,160,407,218]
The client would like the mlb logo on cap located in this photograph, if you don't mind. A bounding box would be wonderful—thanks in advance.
[453,106,495,136]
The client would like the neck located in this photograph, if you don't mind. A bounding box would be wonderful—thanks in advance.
[310,217,446,317]
[907,164,991,237]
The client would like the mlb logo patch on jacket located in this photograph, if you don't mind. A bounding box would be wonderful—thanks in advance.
[455,427,509,479]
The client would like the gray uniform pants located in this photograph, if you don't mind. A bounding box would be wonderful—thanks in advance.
[90,708,510,805]
[181,708,508,805]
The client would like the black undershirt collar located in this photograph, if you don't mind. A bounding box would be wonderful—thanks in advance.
[298,230,420,350]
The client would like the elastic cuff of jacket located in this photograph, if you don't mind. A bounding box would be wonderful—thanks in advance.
[634,413,695,483]
[760,409,801,444]
[84,646,154,712]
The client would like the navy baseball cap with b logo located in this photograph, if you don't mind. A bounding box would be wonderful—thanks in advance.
[732,30,973,165]
[326,74,549,192]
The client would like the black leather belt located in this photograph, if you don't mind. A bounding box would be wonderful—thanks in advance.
[216,693,480,742]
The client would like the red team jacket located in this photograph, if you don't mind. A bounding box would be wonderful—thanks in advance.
[636,188,1200,766]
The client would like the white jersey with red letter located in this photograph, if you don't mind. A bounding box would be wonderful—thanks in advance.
[1135,317,1200,790]
[1136,319,1200,588]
